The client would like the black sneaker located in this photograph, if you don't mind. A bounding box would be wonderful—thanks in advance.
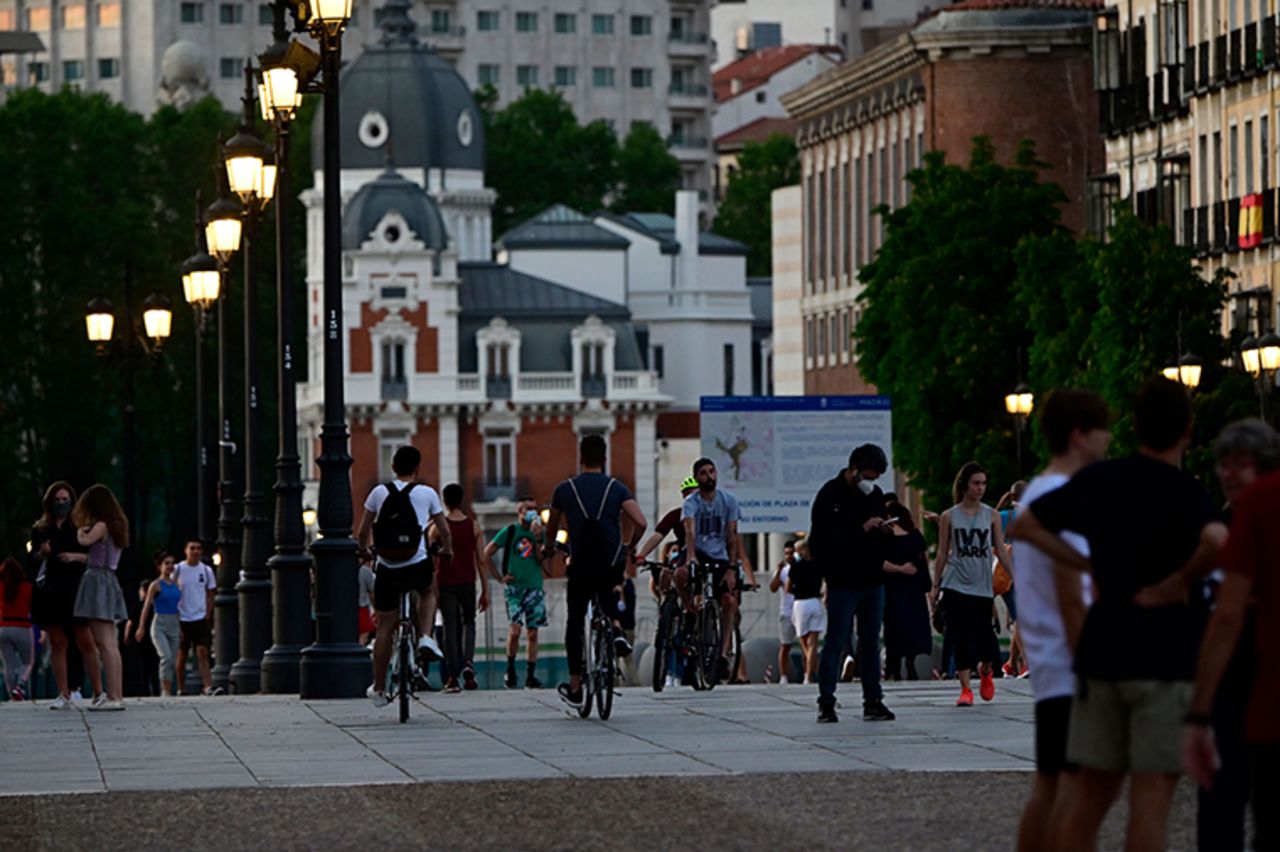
[817,704,839,723]
[863,701,896,721]
[504,669,517,689]
[557,682,583,706]
[525,675,543,689]
[614,635,633,658]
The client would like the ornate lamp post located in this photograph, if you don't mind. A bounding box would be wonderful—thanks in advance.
[224,62,276,695]
[258,1,318,694]
[261,0,366,698]
[1004,383,1034,476]
[204,186,243,692]
[181,207,221,547]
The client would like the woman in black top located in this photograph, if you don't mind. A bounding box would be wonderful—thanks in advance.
[786,540,826,684]
[29,480,89,707]
[882,501,932,681]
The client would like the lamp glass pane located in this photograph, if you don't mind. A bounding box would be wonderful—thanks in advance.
[1243,347,1262,376]
[263,66,300,118]
[257,83,271,122]
[1162,365,1180,381]
[1017,393,1034,415]
[1179,363,1202,389]
[1003,393,1018,415]
[259,163,277,202]
[206,217,242,256]
[182,271,195,304]
[311,0,353,25]
[1261,343,1280,372]
[86,311,114,343]
[190,269,221,305]
[143,307,172,340]
[226,153,264,199]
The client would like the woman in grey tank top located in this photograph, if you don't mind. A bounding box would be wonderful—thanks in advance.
[930,462,1013,707]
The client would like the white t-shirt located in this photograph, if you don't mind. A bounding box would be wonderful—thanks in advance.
[1012,473,1095,702]
[173,560,216,622]
[363,480,444,569]
[776,562,795,619]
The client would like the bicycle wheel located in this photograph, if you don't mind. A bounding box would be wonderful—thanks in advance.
[578,606,595,719]
[595,624,615,720]
[397,632,411,724]
[653,595,676,692]
[698,602,722,691]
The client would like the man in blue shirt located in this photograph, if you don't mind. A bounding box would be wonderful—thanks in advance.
[543,435,648,708]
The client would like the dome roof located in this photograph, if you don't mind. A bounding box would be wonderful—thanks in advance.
[315,0,485,173]
[341,167,449,251]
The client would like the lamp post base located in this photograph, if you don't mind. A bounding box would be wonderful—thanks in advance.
[261,549,314,693]
[299,643,371,699]
[230,575,272,694]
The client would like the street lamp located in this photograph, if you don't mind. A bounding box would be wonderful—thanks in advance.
[226,61,276,696]
[1176,354,1203,390]
[258,1,323,695]
[85,297,115,353]
[141,293,173,346]
[1005,382,1033,475]
[181,197,220,550]
[205,194,243,264]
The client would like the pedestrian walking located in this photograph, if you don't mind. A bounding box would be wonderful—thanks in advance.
[786,539,824,685]
[881,502,931,681]
[769,539,798,684]
[484,498,549,689]
[1183,426,1280,852]
[70,484,129,711]
[996,482,1027,677]
[1014,377,1227,851]
[811,444,895,723]
[0,558,35,701]
[173,539,219,696]
[930,462,1012,707]
[1005,389,1110,852]
[1182,419,1280,851]
[29,481,88,709]
[357,553,376,646]
[133,551,182,697]
[121,577,160,697]
[433,483,492,693]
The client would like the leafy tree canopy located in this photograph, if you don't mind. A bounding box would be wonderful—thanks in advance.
[614,121,682,215]
[713,133,800,276]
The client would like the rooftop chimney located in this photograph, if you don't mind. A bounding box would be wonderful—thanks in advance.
[675,190,699,290]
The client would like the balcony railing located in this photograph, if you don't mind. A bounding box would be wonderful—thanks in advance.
[667,135,709,149]
[472,476,530,504]
[485,375,512,399]
[668,82,709,96]
[668,31,708,44]
[381,377,407,401]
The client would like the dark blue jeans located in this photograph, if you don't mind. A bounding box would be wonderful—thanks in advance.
[818,585,884,708]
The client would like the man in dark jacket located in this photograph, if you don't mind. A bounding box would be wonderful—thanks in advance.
[811,444,895,723]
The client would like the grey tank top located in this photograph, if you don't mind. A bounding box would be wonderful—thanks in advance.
[941,503,995,598]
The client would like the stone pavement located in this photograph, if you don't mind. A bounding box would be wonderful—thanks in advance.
[0,680,1038,796]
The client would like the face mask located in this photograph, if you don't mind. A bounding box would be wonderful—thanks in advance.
[53,499,71,517]
[523,510,538,525]
[856,479,876,496]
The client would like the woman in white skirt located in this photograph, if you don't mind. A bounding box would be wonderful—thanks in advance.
[71,484,129,711]
[787,539,827,685]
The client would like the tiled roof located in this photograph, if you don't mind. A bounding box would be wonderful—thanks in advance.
[600,213,750,257]
[459,262,629,316]
[715,116,798,149]
[942,0,1102,10]
[713,44,843,102]
[496,204,632,251]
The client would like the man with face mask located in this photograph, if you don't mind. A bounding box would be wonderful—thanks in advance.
[485,498,548,689]
[811,443,896,723]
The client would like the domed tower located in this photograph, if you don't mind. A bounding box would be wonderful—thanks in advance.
[309,0,495,262]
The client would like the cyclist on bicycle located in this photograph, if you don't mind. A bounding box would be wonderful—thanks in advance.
[355,446,452,708]
[634,476,698,599]
[680,457,756,682]
[542,434,647,708]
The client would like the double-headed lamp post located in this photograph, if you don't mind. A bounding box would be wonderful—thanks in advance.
[225,62,277,695]
[1241,332,1280,419]
[84,284,173,557]
[1004,384,1034,476]
[181,223,221,548]
[258,0,317,694]
[272,0,370,699]
[1160,354,1204,391]
[205,188,244,692]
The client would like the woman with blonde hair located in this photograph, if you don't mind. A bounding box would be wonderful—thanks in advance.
[71,484,129,711]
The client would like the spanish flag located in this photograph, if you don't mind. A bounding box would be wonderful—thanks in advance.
[1239,193,1264,249]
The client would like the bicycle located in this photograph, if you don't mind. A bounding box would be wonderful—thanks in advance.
[689,559,757,690]
[641,560,683,693]
[378,542,439,724]
[577,591,620,719]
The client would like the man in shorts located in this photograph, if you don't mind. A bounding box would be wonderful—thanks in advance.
[173,539,220,696]
[356,446,452,707]
[1006,390,1111,852]
[1013,378,1228,851]
[770,539,799,684]
[485,498,548,689]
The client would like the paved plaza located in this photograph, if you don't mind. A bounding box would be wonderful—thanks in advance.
[0,680,1198,849]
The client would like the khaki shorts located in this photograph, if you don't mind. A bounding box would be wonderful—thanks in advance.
[1066,679,1189,774]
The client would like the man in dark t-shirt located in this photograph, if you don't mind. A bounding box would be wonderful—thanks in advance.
[543,435,648,709]
[1013,378,1228,852]
[636,477,697,601]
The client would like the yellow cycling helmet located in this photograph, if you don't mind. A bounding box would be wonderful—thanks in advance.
[680,476,698,492]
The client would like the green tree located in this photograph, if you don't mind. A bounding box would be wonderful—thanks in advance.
[854,137,1067,509]
[712,133,800,276]
[482,88,618,234]
[614,121,681,214]
[0,89,239,571]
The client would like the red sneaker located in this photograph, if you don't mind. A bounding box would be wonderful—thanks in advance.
[956,687,974,707]
[1002,661,1015,677]
[980,670,995,701]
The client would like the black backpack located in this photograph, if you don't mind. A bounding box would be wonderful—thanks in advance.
[566,476,617,570]
[372,482,421,562]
